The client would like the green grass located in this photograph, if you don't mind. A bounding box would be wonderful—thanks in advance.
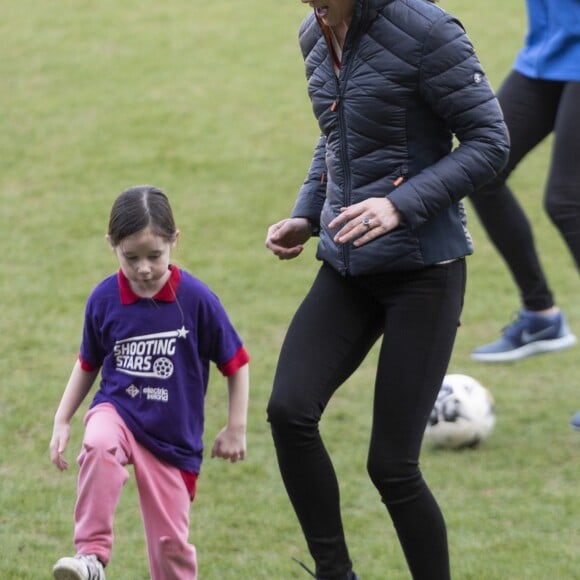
[1,1,578,578]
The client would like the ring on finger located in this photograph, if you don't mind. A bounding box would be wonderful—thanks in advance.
[362,216,371,229]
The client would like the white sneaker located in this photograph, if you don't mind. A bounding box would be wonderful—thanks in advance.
[53,554,106,580]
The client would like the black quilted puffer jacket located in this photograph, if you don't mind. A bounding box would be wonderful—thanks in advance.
[291,0,509,275]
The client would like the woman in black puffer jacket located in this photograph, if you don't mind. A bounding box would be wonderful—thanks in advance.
[266,1,509,579]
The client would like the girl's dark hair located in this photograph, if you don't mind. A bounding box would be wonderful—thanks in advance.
[108,185,177,246]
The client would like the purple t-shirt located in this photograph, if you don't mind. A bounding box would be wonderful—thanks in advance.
[79,265,249,473]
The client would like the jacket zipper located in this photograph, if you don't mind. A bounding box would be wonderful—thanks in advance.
[333,36,360,274]
[320,6,363,274]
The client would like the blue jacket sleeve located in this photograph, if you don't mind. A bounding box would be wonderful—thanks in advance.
[290,134,328,230]
[388,14,510,230]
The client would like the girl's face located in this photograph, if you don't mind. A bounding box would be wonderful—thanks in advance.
[111,226,178,297]
[301,0,356,28]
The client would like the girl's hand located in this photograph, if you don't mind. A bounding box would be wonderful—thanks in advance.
[265,217,313,260]
[329,198,402,247]
[50,422,71,471]
[211,426,246,463]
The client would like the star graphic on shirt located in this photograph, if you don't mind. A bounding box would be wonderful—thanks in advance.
[176,326,189,339]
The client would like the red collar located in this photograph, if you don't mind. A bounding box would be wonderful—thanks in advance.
[118,265,181,305]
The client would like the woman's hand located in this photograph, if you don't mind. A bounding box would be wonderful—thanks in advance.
[329,198,402,246]
[265,217,313,260]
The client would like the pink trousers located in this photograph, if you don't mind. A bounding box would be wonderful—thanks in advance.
[74,403,198,579]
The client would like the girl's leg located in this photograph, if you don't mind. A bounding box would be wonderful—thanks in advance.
[267,264,384,580]
[74,403,131,565]
[366,260,466,580]
[132,441,197,580]
[544,81,580,269]
[469,71,561,310]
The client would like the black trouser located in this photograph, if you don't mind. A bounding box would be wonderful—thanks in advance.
[267,260,466,580]
[469,71,580,311]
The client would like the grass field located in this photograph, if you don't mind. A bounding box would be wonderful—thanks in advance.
[1,1,578,578]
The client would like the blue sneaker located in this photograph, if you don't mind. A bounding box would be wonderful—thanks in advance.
[571,411,580,431]
[471,309,577,363]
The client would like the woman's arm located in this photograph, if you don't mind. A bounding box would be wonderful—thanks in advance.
[388,14,510,230]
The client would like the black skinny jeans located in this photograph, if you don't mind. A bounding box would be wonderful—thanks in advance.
[469,71,580,311]
[267,259,466,580]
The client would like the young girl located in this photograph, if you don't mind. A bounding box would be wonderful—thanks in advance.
[50,185,250,580]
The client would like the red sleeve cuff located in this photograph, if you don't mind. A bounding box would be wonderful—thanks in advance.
[217,346,250,377]
[78,354,101,372]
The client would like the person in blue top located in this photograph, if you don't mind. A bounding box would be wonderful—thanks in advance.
[469,0,580,367]
[50,185,250,580]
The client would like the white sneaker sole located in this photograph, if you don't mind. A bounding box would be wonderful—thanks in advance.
[53,561,86,580]
[471,333,577,363]
[53,558,100,580]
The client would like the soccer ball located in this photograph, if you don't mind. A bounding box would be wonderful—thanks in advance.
[424,374,496,449]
